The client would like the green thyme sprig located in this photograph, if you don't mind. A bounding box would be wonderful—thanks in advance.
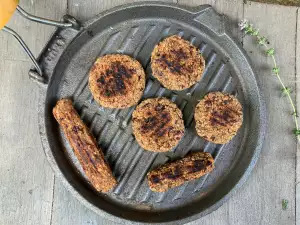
[239,20,300,140]
[282,199,288,210]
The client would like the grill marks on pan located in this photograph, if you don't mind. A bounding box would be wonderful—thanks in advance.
[95,61,136,97]
[69,24,242,206]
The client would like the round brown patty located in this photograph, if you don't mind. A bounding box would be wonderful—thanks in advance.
[194,92,243,144]
[132,98,185,152]
[89,54,145,109]
[151,35,205,90]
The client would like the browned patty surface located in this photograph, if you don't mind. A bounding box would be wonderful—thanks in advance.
[132,97,185,152]
[194,92,243,144]
[53,99,117,192]
[89,54,145,109]
[147,152,214,192]
[151,35,205,90]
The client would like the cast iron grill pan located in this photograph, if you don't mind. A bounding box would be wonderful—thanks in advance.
[36,2,266,224]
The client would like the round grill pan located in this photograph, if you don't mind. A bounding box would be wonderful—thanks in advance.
[33,2,266,224]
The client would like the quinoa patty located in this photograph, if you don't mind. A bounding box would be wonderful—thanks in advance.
[194,92,243,144]
[89,54,145,109]
[132,98,185,152]
[151,35,205,90]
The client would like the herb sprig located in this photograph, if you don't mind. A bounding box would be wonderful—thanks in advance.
[239,20,299,141]
[282,199,288,210]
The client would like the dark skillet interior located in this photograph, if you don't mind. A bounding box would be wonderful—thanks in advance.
[40,3,266,224]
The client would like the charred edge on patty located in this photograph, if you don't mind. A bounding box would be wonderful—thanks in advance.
[96,61,136,97]
[155,48,194,75]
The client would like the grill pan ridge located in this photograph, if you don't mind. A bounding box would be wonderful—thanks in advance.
[35,2,266,224]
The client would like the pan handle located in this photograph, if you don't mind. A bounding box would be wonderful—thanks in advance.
[16,6,80,29]
[2,5,80,83]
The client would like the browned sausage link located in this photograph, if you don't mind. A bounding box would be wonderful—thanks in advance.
[147,152,214,192]
[53,99,117,192]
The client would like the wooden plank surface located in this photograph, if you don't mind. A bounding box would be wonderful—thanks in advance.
[178,0,244,40]
[68,0,176,21]
[0,0,67,225]
[296,7,300,225]
[51,180,112,225]
[250,0,300,7]
[0,0,298,225]
[240,2,297,225]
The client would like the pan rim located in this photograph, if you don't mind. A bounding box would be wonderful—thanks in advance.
[37,1,267,224]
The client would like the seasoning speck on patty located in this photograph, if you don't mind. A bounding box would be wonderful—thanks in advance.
[194,92,243,144]
[151,35,205,90]
[132,98,185,152]
[89,54,145,109]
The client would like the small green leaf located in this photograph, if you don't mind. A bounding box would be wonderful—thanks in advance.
[266,48,275,56]
[244,24,255,35]
[257,37,269,45]
[272,67,279,74]
[293,129,300,136]
[247,28,258,36]
[281,87,292,96]
[282,199,288,210]
[252,29,259,36]
[244,26,251,34]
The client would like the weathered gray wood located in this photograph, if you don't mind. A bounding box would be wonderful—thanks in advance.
[51,179,114,225]
[0,1,67,224]
[68,0,176,21]
[238,2,296,225]
[3,0,68,60]
[179,0,244,40]
[296,8,300,225]
[0,0,298,225]
[0,62,53,225]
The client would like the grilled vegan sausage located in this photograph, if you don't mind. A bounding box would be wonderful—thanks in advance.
[147,152,214,192]
[53,99,117,192]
